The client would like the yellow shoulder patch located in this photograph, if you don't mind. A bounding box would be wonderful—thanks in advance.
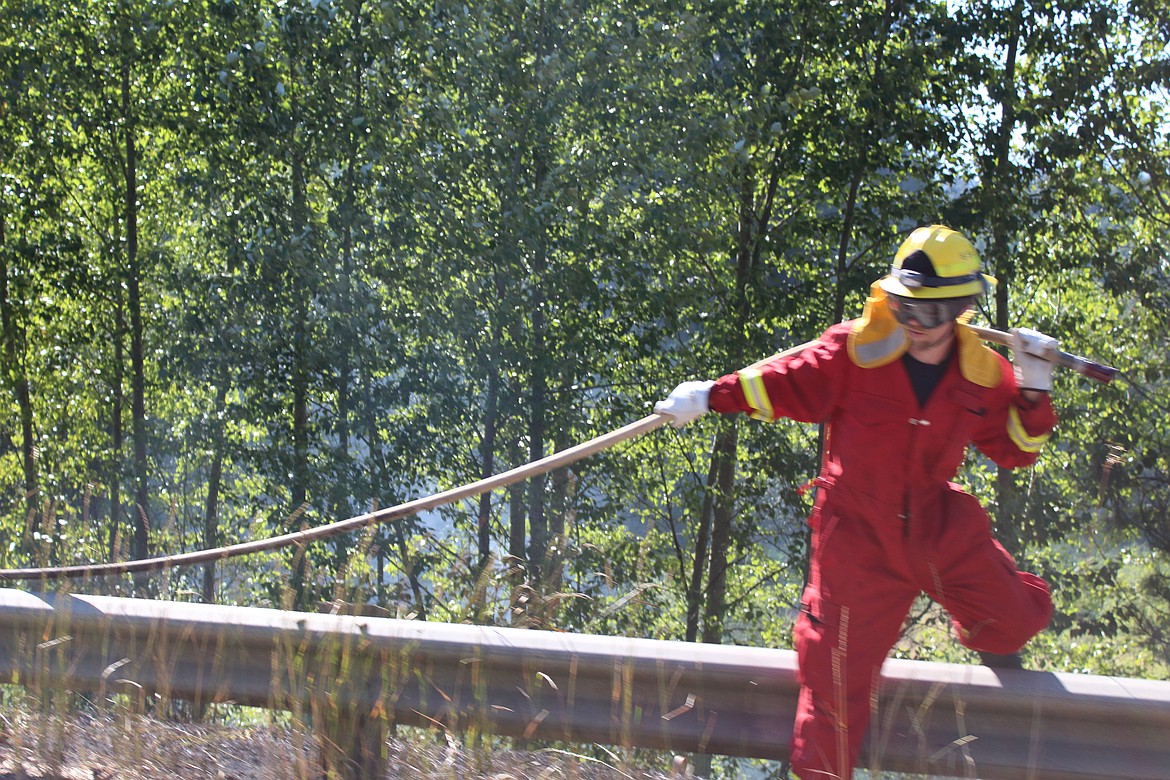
[955,323,1003,388]
[848,283,908,368]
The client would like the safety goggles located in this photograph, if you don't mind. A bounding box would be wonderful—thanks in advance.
[887,295,970,329]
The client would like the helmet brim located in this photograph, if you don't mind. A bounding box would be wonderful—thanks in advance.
[878,272,996,300]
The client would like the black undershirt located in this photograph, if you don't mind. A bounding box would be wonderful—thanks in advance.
[902,349,953,407]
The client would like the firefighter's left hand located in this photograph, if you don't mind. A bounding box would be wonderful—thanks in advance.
[1010,327,1059,392]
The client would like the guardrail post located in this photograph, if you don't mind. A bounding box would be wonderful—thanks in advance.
[270,610,394,779]
[313,696,386,780]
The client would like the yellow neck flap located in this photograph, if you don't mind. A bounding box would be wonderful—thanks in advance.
[848,283,1002,388]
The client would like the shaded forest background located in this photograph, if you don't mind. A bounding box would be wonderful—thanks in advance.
[1,0,1168,680]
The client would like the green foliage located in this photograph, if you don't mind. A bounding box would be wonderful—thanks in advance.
[0,0,1167,697]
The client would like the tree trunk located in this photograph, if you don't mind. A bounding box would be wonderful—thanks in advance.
[333,223,353,571]
[701,426,739,645]
[122,61,150,566]
[508,440,528,623]
[508,475,527,564]
[989,1,1025,551]
[701,159,758,645]
[477,339,500,572]
[527,245,548,586]
[0,250,38,546]
[110,297,126,562]
[332,92,361,555]
[544,428,573,600]
[288,141,312,607]
[685,451,719,643]
[202,382,228,604]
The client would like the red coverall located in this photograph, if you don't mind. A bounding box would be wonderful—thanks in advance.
[707,316,1056,780]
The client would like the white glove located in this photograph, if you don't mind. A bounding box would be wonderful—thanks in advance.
[654,380,715,428]
[1010,327,1059,391]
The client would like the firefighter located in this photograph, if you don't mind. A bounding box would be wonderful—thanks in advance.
[655,225,1058,779]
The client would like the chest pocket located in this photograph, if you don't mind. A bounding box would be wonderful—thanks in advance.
[948,386,987,415]
[944,386,988,441]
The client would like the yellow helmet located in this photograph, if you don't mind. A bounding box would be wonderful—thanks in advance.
[878,225,996,300]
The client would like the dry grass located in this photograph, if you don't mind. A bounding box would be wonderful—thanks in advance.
[0,708,683,780]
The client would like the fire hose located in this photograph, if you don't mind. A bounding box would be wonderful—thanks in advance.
[0,328,1115,582]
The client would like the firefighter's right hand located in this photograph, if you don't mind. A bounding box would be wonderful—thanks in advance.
[655,380,714,428]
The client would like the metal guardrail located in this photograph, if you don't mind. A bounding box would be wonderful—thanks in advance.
[1,588,1169,779]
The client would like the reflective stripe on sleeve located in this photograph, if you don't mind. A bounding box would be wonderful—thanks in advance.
[1007,406,1051,453]
[738,368,774,421]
